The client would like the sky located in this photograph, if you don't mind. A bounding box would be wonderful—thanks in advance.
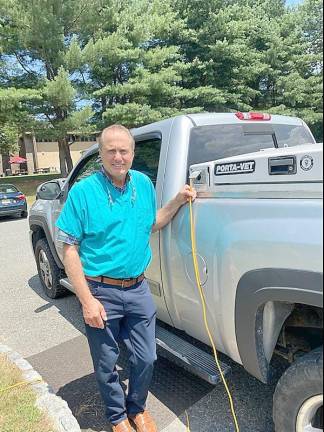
[287,0,304,5]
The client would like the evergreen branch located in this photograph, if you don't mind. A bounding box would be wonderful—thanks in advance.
[14,53,38,78]
[80,70,87,86]
[44,112,55,128]
[64,1,88,34]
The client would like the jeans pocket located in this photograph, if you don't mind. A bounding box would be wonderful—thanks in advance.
[141,280,157,315]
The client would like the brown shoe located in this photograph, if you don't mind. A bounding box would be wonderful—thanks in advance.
[129,411,158,432]
[112,419,133,432]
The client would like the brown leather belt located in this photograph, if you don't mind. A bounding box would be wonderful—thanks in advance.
[86,273,145,288]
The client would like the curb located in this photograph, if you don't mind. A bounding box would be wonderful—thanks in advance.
[0,344,81,432]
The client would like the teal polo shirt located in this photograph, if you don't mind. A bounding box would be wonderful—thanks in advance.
[56,170,157,278]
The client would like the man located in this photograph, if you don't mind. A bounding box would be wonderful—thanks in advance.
[56,125,196,432]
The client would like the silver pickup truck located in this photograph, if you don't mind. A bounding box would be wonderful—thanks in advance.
[29,113,323,432]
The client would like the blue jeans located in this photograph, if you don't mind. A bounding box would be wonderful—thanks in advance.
[85,279,157,426]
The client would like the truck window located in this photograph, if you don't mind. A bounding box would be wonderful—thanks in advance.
[132,137,162,185]
[188,124,315,168]
[69,136,162,189]
[70,152,102,188]
[275,124,315,148]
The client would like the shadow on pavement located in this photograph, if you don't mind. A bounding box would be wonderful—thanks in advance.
[57,344,214,432]
[28,274,214,430]
[28,274,85,333]
[0,215,24,223]
[28,274,284,432]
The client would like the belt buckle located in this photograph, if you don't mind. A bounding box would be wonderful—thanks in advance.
[121,278,131,288]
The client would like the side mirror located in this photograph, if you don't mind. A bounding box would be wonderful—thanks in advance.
[37,181,62,200]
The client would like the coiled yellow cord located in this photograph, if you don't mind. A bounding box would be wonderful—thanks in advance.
[187,183,240,432]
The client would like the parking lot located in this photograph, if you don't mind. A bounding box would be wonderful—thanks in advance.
[0,216,283,431]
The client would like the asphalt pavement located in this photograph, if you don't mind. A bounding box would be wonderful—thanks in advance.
[0,216,283,431]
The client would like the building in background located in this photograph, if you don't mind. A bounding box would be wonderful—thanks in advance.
[0,133,98,177]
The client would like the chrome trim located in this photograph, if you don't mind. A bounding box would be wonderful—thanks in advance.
[59,277,75,293]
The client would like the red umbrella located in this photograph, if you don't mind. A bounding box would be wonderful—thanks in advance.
[9,156,27,164]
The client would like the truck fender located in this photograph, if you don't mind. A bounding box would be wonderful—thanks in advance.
[29,215,64,270]
[235,268,323,383]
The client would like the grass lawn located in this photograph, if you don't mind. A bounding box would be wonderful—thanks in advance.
[0,355,55,432]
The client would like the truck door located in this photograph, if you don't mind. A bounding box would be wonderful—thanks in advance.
[132,133,173,325]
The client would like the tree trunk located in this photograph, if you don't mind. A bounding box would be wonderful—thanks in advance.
[58,137,73,177]
[58,139,68,177]
[64,137,74,173]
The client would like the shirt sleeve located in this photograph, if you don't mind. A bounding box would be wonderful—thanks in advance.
[57,230,80,245]
[55,186,84,242]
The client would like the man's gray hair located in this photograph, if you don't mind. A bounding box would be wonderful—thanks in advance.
[98,124,135,151]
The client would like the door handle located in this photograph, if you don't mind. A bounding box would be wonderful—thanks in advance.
[269,156,297,175]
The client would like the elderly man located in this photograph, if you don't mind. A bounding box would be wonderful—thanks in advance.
[56,125,196,432]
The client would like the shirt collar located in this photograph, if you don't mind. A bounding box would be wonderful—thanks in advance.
[100,165,131,194]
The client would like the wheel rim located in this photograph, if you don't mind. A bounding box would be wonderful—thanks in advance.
[296,395,323,432]
[39,250,53,290]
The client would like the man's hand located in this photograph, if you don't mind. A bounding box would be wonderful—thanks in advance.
[175,184,197,206]
[82,296,108,329]
[63,243,108,329]
[152,185,197,232]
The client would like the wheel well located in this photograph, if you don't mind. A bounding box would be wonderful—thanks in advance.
[274,304,323,363]
[236,268,322,383]
[30,225,46,252]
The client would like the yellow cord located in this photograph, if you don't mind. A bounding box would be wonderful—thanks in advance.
[188,183,240,432]
[0,379,43,395]
[185,410,191,431]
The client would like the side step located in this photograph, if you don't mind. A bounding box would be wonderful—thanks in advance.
[156,325,231,385]
[60,277,75,293]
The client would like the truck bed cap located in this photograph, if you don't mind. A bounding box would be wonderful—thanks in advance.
[190,143,323,199]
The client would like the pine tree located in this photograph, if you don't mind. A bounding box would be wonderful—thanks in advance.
[0,88,41,154]
[171,0,323,139]
[0,0,94,176]
[80,0,202,128]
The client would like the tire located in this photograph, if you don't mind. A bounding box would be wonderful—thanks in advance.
[35,238,67,299]
[21,210,28,218]
[273,347,323,432]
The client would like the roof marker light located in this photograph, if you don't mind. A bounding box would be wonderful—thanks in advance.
[236,112,272,121]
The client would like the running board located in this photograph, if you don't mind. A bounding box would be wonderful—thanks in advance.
[156,325,231,385]
[60,277,75,293]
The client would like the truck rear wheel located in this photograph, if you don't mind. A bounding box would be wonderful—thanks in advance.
[273,347,323,432]
[35,238,67,299]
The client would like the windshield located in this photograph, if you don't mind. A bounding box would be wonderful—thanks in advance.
[188,123,315,167]
[0,185,18,194]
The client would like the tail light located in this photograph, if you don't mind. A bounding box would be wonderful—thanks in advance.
[17,194,26,201]
[236,112,272,121]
